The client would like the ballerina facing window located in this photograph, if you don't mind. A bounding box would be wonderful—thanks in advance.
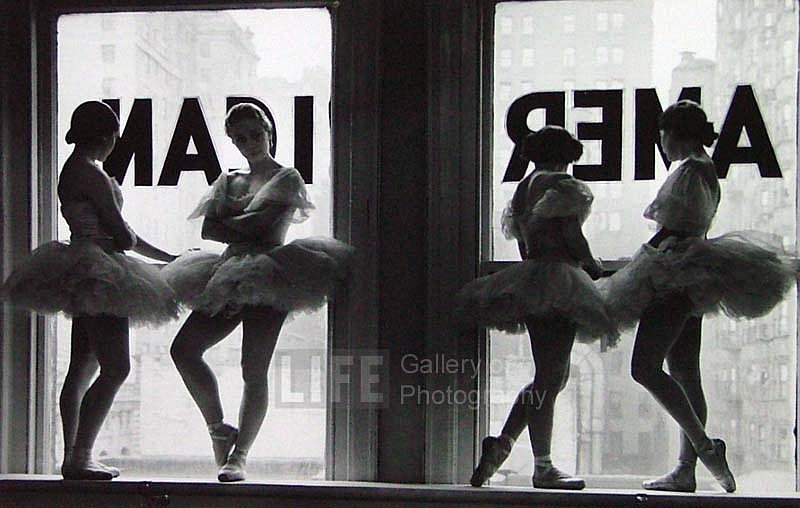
[1,101,179,480]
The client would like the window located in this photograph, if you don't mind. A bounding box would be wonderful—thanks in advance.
[612,13,624,31]
[522,48,534,66]
[563,47,576,67]
[101,44,116,63]
[500,16,513,34]
[563,14,575,33]
[487,0,798,493]
[53,8,336,481]
[522,15,534,34]
[500,48,512,67]
[597,12,608,32]
[612,47,624,64]
[766,12,776,27]
[498,81,512,101]
[596,46,608,64]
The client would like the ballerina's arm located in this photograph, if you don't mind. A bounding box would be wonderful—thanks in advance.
[222,203,291,233]
[562,216,603,279]
[131,235,178,262]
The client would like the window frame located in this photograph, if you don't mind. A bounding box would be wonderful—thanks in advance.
[2,0,380,481]
[475,0,800,492]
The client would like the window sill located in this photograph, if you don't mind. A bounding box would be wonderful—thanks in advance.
[1,475,797,508]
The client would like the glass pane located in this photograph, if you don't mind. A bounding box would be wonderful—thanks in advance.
[52,9,332,480]
[488,0,797,493]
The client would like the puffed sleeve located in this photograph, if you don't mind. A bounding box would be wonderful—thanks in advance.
[643,158,718,235]
[188,172,228,219]
[530,175,594,225]
[245,167,315,223]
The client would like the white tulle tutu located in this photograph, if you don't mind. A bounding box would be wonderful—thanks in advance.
[601,231,798,331]
[454,260,619,347]
[162,236,353,316]
[1,240,180,326]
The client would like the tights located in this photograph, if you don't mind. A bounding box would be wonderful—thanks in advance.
[60,315,130,455]
[170,305,287,455]
[498,315,575,457]
[632,293,709,461]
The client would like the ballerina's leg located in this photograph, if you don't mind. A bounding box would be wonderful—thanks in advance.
[170,310,242,425]
[60,317,100,456]
[525,315,575,459]
[631,294,707,448]
[218,305,286,482]
[666,316,707,467]
[62,315,129,480]
[643,315,706,492]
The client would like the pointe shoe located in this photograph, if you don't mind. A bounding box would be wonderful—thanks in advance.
[218,450,247,482]
[697,438,736,493]
[642,462,696,492]
[470,436,512,487]
[97,462,120,478]
[209,423,238,468]
[532,466,585,490]
[61,460,115,481]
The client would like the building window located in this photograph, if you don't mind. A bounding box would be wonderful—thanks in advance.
[498,81,512,100]
[563,14,575,33]
[522,48,535,66]
[596,46,609,64]
[784,39,794,68]
[597,12,609,32]
[612,47,624,64]
[101,44,116,63]
[500,48,512,67]
[522,15,534,34]
[563,47,576,67]
[612,12,624,31]
[101,76,115,95]
[500,16,513,34]
[766,12,776,26]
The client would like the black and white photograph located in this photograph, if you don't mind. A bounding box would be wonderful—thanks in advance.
[1,1,799,507]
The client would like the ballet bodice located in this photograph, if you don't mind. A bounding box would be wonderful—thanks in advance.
[190,166,314,248]
[502,171,593,263]
[60,174,124,244]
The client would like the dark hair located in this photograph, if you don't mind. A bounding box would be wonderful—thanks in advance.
[521,125,583,164]
[65,101,120,145]
[225,103,273,141]
[658,100,718,147]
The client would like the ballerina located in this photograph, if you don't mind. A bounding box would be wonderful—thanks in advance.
[1,100,179,480]
[456,126,618,490]
[164,103,352,482]
[602,100,797,493]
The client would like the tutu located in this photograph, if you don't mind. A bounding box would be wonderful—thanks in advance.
[601,232,798,331]
[1,239,179,326]
[457,170,617,346]
[164,167,353,317]
[163,237,353,316]
[601,155,797,331]
[454,260,619,347]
